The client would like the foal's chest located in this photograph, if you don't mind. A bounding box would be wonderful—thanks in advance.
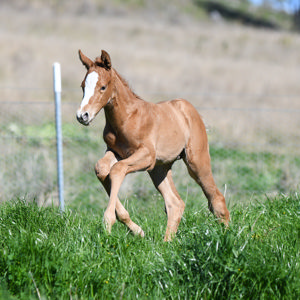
[103,128,135,159]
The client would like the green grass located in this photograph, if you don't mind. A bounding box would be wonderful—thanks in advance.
[2,120,300,209]
[210,145,300,196]
[1,121,300,298]
[1,194,300,299]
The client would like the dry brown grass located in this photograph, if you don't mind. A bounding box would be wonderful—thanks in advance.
[1,2,300,145]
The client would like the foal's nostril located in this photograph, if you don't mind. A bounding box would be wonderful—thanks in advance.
[76,111,90,125]
[82,112,89,122]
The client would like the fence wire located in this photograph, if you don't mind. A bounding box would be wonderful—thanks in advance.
[0,89,299,209]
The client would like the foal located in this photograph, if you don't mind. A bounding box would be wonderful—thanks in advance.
[76,50,230,241]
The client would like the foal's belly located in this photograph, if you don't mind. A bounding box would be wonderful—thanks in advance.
[154,107,188,164]
[155,134,186,164]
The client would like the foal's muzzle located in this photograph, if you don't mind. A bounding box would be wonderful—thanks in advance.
[76,110,90,126]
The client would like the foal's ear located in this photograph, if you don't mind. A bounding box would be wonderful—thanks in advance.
[78,49,93,69]
[100,50,112,70]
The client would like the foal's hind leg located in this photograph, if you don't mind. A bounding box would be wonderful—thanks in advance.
[95,150,144,237]
[184,140,230,225]
[149,165,185,241]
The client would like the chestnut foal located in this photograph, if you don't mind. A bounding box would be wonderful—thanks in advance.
[76,50,230,241]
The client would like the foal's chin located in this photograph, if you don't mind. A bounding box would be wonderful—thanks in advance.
[80,121,91,126]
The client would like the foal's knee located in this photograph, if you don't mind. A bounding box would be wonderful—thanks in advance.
[95,159,110,182]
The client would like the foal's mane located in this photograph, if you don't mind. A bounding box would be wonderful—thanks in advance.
[113,68,142,100]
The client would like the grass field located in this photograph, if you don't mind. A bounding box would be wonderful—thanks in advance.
[0,194,299,299]
[1,120,300,300]
[1,118,300,208]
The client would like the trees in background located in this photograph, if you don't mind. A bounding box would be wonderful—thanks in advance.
[196,0,300,31]
[256,0,300,29]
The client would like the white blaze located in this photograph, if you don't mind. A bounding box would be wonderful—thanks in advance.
[80,71,99,109]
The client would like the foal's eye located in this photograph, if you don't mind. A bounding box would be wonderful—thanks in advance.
[100,86,106,91]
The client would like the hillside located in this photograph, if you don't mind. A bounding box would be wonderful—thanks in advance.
[1,1,299,104]
[0,1,299,151]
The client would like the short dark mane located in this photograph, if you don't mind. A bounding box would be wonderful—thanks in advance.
[113,69,142,100]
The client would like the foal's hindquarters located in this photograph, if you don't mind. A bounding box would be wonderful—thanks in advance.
[148,99,230,240]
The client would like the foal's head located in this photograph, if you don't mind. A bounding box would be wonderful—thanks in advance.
[77,50,113,126]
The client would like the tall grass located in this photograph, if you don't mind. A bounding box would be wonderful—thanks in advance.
[0,194,299,299]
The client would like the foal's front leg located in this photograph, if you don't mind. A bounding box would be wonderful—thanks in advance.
[95,150,144,236]
[103,146,155,234]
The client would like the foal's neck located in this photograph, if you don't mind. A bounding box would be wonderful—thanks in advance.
[104,69,144,125]
[114,69,142,103]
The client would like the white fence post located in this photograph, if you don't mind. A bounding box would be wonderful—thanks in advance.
[53,62,64,212]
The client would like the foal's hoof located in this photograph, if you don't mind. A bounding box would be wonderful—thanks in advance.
[103,215,116,234]
[138,229,145,238]
[214,208,230,227]
[218,214,230,228]
[132,227,145,238]
[104,223,112,235]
